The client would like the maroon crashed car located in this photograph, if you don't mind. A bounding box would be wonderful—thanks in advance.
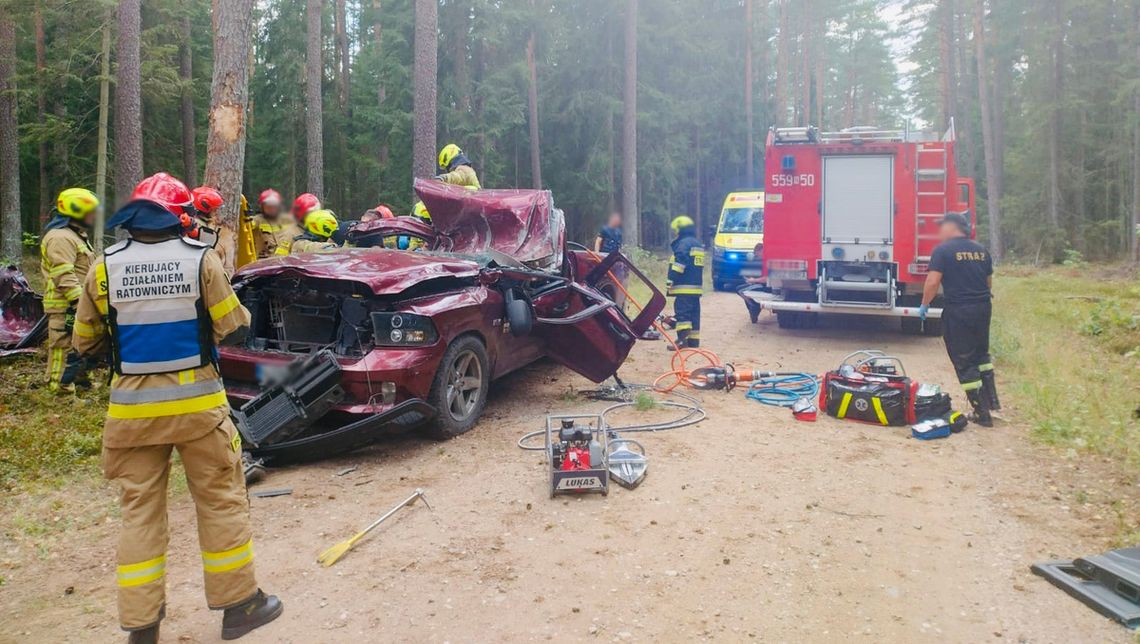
[219,180,664,463]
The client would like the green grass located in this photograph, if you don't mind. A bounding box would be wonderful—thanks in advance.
[0,354,108,491]
[993,265,1139,472]
[633,391,659,412]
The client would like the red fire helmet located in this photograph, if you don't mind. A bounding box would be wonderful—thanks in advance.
[130,172,193,216]
[292,193,321,220]
[191,186,224,215]
[375,204,395,219]
[258,189,282,207]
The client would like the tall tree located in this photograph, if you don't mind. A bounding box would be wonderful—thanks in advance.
[745,0,754,183]
[1133,0,1140,262]
[973,0,1003,261]
[526,0,543,189]
[114,0,144,205]
[412,0,438,182]
[34,0,49,219]
[180,14,198,187]
[203,0,256,229]
[0,10,20,260]
[95,15,112,250]
[305,0,325,197]
[622,0,639,247]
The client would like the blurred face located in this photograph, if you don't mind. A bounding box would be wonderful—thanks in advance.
[82,207,100,228]
[360,210,380,223]
[262,201,281,218]
[939,220,966,241]
[607,213,622,228]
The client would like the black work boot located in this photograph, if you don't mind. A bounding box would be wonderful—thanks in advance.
[126,626,158,644]
[981,371,1001,411]
[221,589,283,640]
[966,389,993,428]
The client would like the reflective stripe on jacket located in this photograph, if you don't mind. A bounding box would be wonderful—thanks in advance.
[40,226,93,313]
[104,237,212,375]
[666,234,705,296]
[73,245,251,448]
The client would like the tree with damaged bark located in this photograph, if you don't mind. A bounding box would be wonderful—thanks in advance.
[114,0,143,206]
[305,0,325,198]
[526,0,543,190]
[202,0,256,229]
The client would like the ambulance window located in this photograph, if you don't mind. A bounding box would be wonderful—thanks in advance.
[719,207,763,233]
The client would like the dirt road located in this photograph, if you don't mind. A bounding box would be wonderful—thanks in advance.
[2,291,1136,643]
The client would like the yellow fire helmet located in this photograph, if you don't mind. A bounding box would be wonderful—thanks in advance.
[413,201,430,222]
[670,215,695,234]
[438,143,462,171]
[56,188,100,219]
[305,209,339,238]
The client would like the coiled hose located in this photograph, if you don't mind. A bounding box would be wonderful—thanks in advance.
[744,373,819,407]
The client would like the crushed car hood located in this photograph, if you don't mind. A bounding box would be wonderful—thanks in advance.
[414,179,565,272]
[0,266,46,353]
[234,249,482,296]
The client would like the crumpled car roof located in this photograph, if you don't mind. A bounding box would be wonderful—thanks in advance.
[413,179,565,272]
[234,249,482,296]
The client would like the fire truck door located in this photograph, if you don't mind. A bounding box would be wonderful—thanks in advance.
[821,155,894,260]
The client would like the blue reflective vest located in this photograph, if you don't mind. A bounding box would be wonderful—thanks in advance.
[104,237,213,375]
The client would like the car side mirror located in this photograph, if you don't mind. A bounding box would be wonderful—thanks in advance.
[504,288,533,337]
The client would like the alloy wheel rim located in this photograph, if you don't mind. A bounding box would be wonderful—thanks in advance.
[445,349,482,420]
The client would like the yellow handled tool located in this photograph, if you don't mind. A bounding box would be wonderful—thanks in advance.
[316,488,430,567]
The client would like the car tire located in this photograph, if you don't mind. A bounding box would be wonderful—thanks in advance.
[425,335,490,440]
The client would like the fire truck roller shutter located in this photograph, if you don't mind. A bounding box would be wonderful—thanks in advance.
[821,155,894,262]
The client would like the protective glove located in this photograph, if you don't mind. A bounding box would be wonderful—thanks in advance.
[918,304,929,321]
[64,304,77,334]
[433,174,446,182]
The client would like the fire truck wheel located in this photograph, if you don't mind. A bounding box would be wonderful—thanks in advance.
[776,311,818,329]
[922,318,943,336]
[901,317,923,335]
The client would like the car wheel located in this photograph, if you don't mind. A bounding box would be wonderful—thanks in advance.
[425,335,490,440]
[713,277,727,292]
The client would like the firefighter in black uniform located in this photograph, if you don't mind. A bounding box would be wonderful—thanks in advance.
[666,216,706,349]
[919,212,999,427]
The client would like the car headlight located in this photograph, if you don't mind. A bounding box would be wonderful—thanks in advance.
[713,245,726,259]
[371,312,439,346]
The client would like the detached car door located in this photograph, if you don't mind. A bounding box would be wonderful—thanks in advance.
[529,251,665,383]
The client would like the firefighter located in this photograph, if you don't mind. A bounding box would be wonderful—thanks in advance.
[289,209,342,254]
[189,186,237,277]
[40,187,100,393]
[919,212,999,427]
[436,144,482,189]
[274,193,322,256]
[666,215,706,349]
[73,172,283,643]
[250,189,294,259]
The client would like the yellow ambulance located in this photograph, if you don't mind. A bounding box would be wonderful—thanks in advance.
[711,191,764,290]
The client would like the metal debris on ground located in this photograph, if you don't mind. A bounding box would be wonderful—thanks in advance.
[335,466,358,477]
[1032,546,1140,629]
[250,488,293,498]
[317,488,431,567]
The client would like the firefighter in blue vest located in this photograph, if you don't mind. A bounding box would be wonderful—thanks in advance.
[666,215,706,348]
[72,172,282,643]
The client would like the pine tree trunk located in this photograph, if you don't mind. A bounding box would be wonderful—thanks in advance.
[0,13,21,260]
[745,0,754,183]
[95,16,112,250]
[1046,0,1063,230]
[974,0,1003,261]
[114,0,144,206]
[372,0,389,168]
[622,0,639,247]
[35,0,49,222]
[775,0,788,126]
[938,0,956,129]
[305,0,325,198]
[180,15,198,187]
[203,0,256,230]
[412,0,438,183]
[526,1,542,190]
[1133,1,1140,262]
[453,2,471,113]
[334,0,349,209]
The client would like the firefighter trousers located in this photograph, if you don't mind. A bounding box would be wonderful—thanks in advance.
[941,300,994,393]
[673,295,701,348]
[103,417,258,630]
[46,312,88,390]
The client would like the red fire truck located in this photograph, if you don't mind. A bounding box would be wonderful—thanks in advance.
[741,124,975,334]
